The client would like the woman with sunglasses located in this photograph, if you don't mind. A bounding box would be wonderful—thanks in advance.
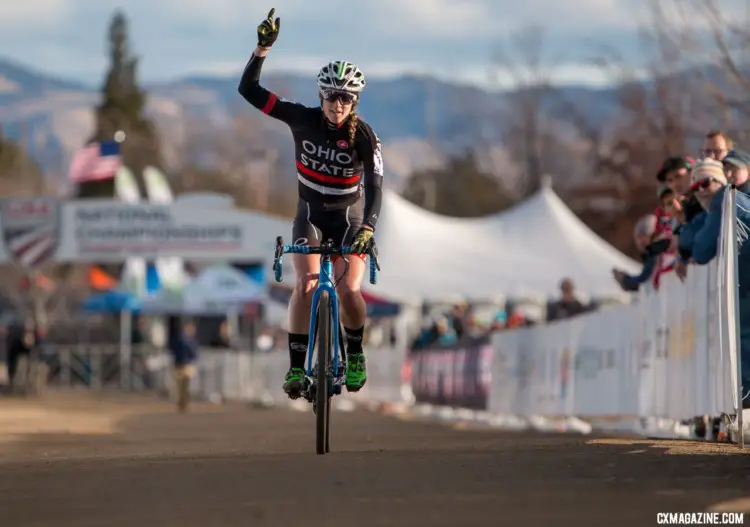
[238,9,383,399]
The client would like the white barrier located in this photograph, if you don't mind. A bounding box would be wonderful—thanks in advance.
[488,188,745,442]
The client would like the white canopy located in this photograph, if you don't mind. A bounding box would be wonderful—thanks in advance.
[142,265,266,314]
[366,182,639,301]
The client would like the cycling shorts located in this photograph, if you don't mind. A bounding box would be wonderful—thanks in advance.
[292,199,366,260]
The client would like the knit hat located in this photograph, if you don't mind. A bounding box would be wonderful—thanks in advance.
[691,158,727,186]
[722,149,750,170]
[657,155,694,182]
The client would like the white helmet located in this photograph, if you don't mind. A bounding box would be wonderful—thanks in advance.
[317,61,366,94]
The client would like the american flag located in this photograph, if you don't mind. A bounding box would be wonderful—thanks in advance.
[68,140,122,183]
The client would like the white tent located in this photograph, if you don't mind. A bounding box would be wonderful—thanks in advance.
[366,181,640,301]
[142,265,266,314]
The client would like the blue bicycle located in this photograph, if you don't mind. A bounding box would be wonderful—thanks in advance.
[272,236,379,455]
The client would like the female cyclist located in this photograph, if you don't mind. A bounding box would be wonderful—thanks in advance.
[238,9,384,399]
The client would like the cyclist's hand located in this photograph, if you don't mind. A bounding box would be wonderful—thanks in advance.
[257,8,280,48]
[350,227,374,254]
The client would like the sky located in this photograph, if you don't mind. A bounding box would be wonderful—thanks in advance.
[0,0,746,89]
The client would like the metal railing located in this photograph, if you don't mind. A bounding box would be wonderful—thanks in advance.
[4,344,408,406]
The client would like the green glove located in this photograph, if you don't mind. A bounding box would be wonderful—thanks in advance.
[350,227,374,254]
[257,8,280,48]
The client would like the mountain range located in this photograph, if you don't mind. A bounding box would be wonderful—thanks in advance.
[0,56,623,190]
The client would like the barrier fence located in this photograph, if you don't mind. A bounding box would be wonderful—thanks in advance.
[28,344,407,408]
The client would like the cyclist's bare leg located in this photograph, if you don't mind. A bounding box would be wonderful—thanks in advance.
[334,256,368,391]
[283,252,319,396]
[335,256,367,329]
[289,253,320,333]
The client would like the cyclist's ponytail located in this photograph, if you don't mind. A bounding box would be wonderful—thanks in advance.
[348,107,358,147]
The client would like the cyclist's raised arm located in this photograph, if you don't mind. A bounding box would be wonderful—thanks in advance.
[238,48,309,127]
[356,122,384,230]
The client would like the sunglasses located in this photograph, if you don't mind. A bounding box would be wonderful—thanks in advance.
[691,178,717,191]
[320,90,357,104]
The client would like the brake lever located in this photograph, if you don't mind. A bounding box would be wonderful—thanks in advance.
[369,241,381,271]
[272,236,284,270]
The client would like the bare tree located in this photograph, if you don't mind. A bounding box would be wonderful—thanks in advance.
[688,0,750,140]
[490,25,579,198]
[552,0,729,254]
[173,107,295,217]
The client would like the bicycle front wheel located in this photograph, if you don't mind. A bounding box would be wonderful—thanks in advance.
[315,291,332,455]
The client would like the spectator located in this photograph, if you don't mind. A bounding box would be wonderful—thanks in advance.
[676,157,750,408]
[656,185,675,231]
[210,320,232,348]
[656,155,701,281]
[6,321,37,394]
[661,186,684,227]
[412,315,458,349]
[168,317,199,412]
[702,129,733,161]
[506,309,526,329]
[656,155,703,223]
[462,309,485,338]
[547,278,588,322]
[449,303,468,339]
[432,316,458,346]
[491,311,507,331]
[613,214,657,291]
[722,149,750,194]
[612,214,672,292]
[676,159,732,265]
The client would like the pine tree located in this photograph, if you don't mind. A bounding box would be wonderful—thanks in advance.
[77,10,162,199]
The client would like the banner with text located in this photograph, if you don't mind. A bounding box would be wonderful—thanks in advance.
[486,260,741,423]
[0,197,286,267]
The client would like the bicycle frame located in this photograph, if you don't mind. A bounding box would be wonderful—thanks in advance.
[305,254,341,377]
[272,236,380,383]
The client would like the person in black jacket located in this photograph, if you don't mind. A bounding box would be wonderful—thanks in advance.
[167,317,199,412]
[6,321,37,394]
[237,9,384,398]
[547,279,589,322]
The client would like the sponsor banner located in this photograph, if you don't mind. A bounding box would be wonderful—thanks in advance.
[486,259,739,424]
[409,336,492,410]
[0,197,289,266]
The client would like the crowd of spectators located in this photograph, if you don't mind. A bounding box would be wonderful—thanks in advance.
[412,278,597,349]
[610,129,750,410]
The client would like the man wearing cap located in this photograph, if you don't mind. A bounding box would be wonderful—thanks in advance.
[656,155,703,223]
[678,157,750,409]
[722,149,750,194]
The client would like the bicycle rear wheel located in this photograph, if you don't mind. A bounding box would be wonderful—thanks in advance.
[315,291,332,455]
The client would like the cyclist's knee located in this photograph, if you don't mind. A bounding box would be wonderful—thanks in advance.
[293,274,318,299]
[338,287,363,309]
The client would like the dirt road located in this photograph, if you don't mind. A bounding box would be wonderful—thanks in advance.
[0,392,748,526]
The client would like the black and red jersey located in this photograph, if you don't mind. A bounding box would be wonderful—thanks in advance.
[238,54,383,228]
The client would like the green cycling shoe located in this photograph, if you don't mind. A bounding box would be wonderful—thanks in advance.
[345,353,367,392]
[283,367,306,399]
